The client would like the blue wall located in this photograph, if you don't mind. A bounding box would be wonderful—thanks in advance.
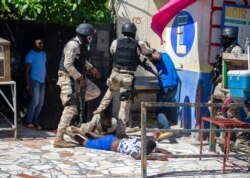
[176,70,211,129]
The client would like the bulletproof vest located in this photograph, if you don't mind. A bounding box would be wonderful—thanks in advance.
[113,37,140,71]
[59,39,87,74]
[213,42,242,77]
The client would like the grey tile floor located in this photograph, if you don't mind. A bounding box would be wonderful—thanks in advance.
[0,124,249,178]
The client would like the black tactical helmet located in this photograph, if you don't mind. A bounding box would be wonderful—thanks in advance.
[221,27,237,39]
[76,23,95,36]
[122,23,137,35]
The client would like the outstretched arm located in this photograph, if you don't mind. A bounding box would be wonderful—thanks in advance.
[154,147,173,155]
[131,153,170,161]
[131,149,172,161]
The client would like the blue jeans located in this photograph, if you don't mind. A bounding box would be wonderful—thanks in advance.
[155,86,177,128]
[25,80,45,125]
[157,113,170,129]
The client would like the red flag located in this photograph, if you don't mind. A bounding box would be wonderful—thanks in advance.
[151,0,197,44]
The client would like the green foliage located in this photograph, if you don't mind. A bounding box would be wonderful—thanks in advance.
[0,0,112,26]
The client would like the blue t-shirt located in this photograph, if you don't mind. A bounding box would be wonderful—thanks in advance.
[25,50,47,83]
[85,135,117,151]
[154,52,178,88]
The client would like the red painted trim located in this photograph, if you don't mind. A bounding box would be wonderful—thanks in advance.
[210,43,220,47]
[207,0,221,66]
[207,0,246,66]
[224,1,236,4]
[214,7,222,10]
[211,24,221,28]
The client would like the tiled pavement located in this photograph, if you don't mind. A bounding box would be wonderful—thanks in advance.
[0,124,249,178]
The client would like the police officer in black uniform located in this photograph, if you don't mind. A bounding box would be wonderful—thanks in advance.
[93,22,154,136]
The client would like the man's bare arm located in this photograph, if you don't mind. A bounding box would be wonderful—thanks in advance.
[154,147,173,156]
[131,152,170,161]
[71,126,86,136]
[87,131,104,138]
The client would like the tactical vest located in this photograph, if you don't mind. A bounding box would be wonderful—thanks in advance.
[113,37,140,71]
[59,39,86,74]
[214,42,240,76]
[225,42,242,53]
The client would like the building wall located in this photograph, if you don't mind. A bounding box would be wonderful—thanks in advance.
[115,0,250,128]
[116,0,170,50]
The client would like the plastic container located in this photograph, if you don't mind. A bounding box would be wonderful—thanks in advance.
[228,70,250,101]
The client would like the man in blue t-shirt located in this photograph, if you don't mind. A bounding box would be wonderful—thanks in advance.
[24,38,51,130]
[68,127,172,161]
[148,50,179,141]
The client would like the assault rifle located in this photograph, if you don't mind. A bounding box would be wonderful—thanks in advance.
[210,54,222,95]
[78,84,86,127]
[70,79,86,128]
[75,43,89,127]
[139,58,163,80]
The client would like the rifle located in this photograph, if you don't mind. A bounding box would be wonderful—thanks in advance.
[210,54,222,95]
[67,81,86,127]
[139,58,163,80]
[75,43,89,127]
[78,84,86,127]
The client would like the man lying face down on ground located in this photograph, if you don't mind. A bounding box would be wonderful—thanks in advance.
[69,126,172,161]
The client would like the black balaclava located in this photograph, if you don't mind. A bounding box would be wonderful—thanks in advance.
[220,36,236,50]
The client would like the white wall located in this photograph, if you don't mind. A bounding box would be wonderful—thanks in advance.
[115,0,169,50]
